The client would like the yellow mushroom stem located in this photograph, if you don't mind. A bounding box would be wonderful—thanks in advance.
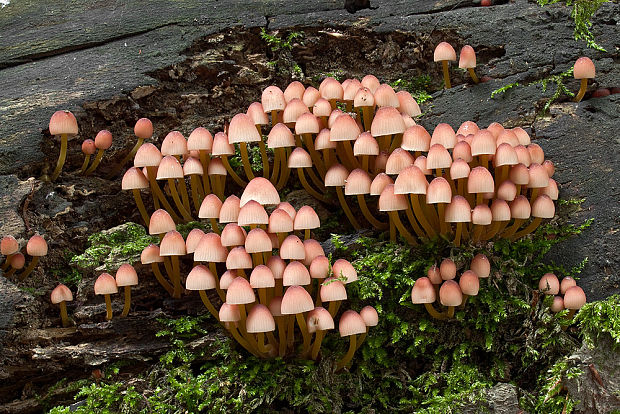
[270,110,280,127]
[276,148,292,190]
[255,126,270,179]
[104,294,113,320]
[343,141,360,170]
[497,165,509,189]
[239,142,256,180]
[170,255,182,299]
[323,149,334,170]
[410,194,436,238]
[217,155,244,188]
[502,218,525,239]
[389,216,396,241]
[310,330,327,360]
[189,175,203,213]
[482,221,501,240]
[17,256,39,281]
[167,179,193,222]
[335,142,355,170]
[437,203,448,235]
[404,206,426,240]
[303,134,326,177]
[336,187,361,230]
[80,154,91,174]
[151,263,174,296]
[314,278,325,307]
[177,177,191,212]
[252,252,263,267]
[446,306,456,319]
[389,134,403,153]
[239,304,261,354]
[296,313,311,355]
[59,301,71,328]
[327,301,342,319]
[120,286,132,318]
[84,149,106,175]
[209,175,222,200]
[1,256,12,271]
[304,229,311,240]
[454,222,464,247]
[472,224,486,242]
[276,316,287,357]
[441,61,451,89]
[115,137,145,175]
[336,334,358,371]
[297,168,329,203]
[511,217,543,240]
[467,68,479,84]
[198,290,219,320]
[480,155,489,171]
[286,315,295,348]
[50,133,68,181]
[457,179,466,197]
[530,187,540,203]
[208,262,225,301]
[228,323,260,357]
[256,332,274,355]
[146,166,181,222]
[424,302,447,320]
[131,189,150,226]
[459,294,470,310]
[356,194,388,229]
[574,78,588,102]
[475,192,485,206]
[356,328,368,351]
[270,148,282,184]
[361,106,374,132]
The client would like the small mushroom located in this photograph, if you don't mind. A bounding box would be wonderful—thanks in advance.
[84,130,113,175]
[115,264,138,317]
[51,284,73,327]
[94,273,118,320]
[434,42,457,89]
[18,235,48,281]
[1,235,19,271]
[573,57,595,102]
[459,45,479,84]
[335,310,367,370]
[80,139,96,174]
[48,110,79,181]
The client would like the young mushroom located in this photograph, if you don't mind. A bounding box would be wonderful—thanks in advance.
[18,235,48,281]
[94,273,118,320]
[573,57,595,102]
[51,284,73,327]
[1,235,19,271]
[459,45,479,84]
[336,310,367,370]
[434,42,457,89]
[84,130,113,175]
[307,306,335,360]
[115,264,138,317]
[80,139,96,174]
[48,110,79,181]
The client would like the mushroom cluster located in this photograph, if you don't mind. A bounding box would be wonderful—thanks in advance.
[126,177,377,363]
[1,234,48,281]
[411,254,490,319]
[538,273,586,318]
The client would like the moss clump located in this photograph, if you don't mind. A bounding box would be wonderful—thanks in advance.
[575,294,620,348]
[389,75,433,104]
[70,222,157,271]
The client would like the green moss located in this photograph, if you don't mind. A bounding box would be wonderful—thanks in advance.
[70,223,158,271]
[389,75,433,104]
[574,294,620,348]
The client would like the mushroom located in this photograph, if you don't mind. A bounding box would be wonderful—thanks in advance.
[228,113,261,181]
[121,167,151,226]
[159,230,187,298]
[246,304,278,356]
[459,45,479,84]
[94,273,118,320]
[346,169,387,230]
[51,284,73,327]
[141,244,174,296]
[156,156,193,222]
[379,184,416,244]
[573,57,595,102]
[326,164,360,230]
[219,303,258,356]
[281,285,315,356]
[1,235,19,271]
[116,118,153,175]
[262,85,286,127]
[296,112,326,178]
[411,276,444,319]
[289,148,328,203]
[80,139,96,174]
[183,157,205,213]
[294,206,320,241]
[48,110,79,181]
[539,273,560,295]
[84,130,113,175]
[199,194,223,234]
[444,196,472,246]
[267,124,295,188]
[115,264,138,317]
[5,253,25,278]
[511,195,555,239]
[563,286,586,319]
[186,265,218,319]
[250,265,275,305]
[307,306,334,360]
[357,305,378,349]
[227,277,260,354]
[18,235,48,281]
[439,280,463,319]
[459,270,479,307]
[434,42,457,89]
[212,131,246,187]
[335,310,366,370]
[371,107,406,153]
